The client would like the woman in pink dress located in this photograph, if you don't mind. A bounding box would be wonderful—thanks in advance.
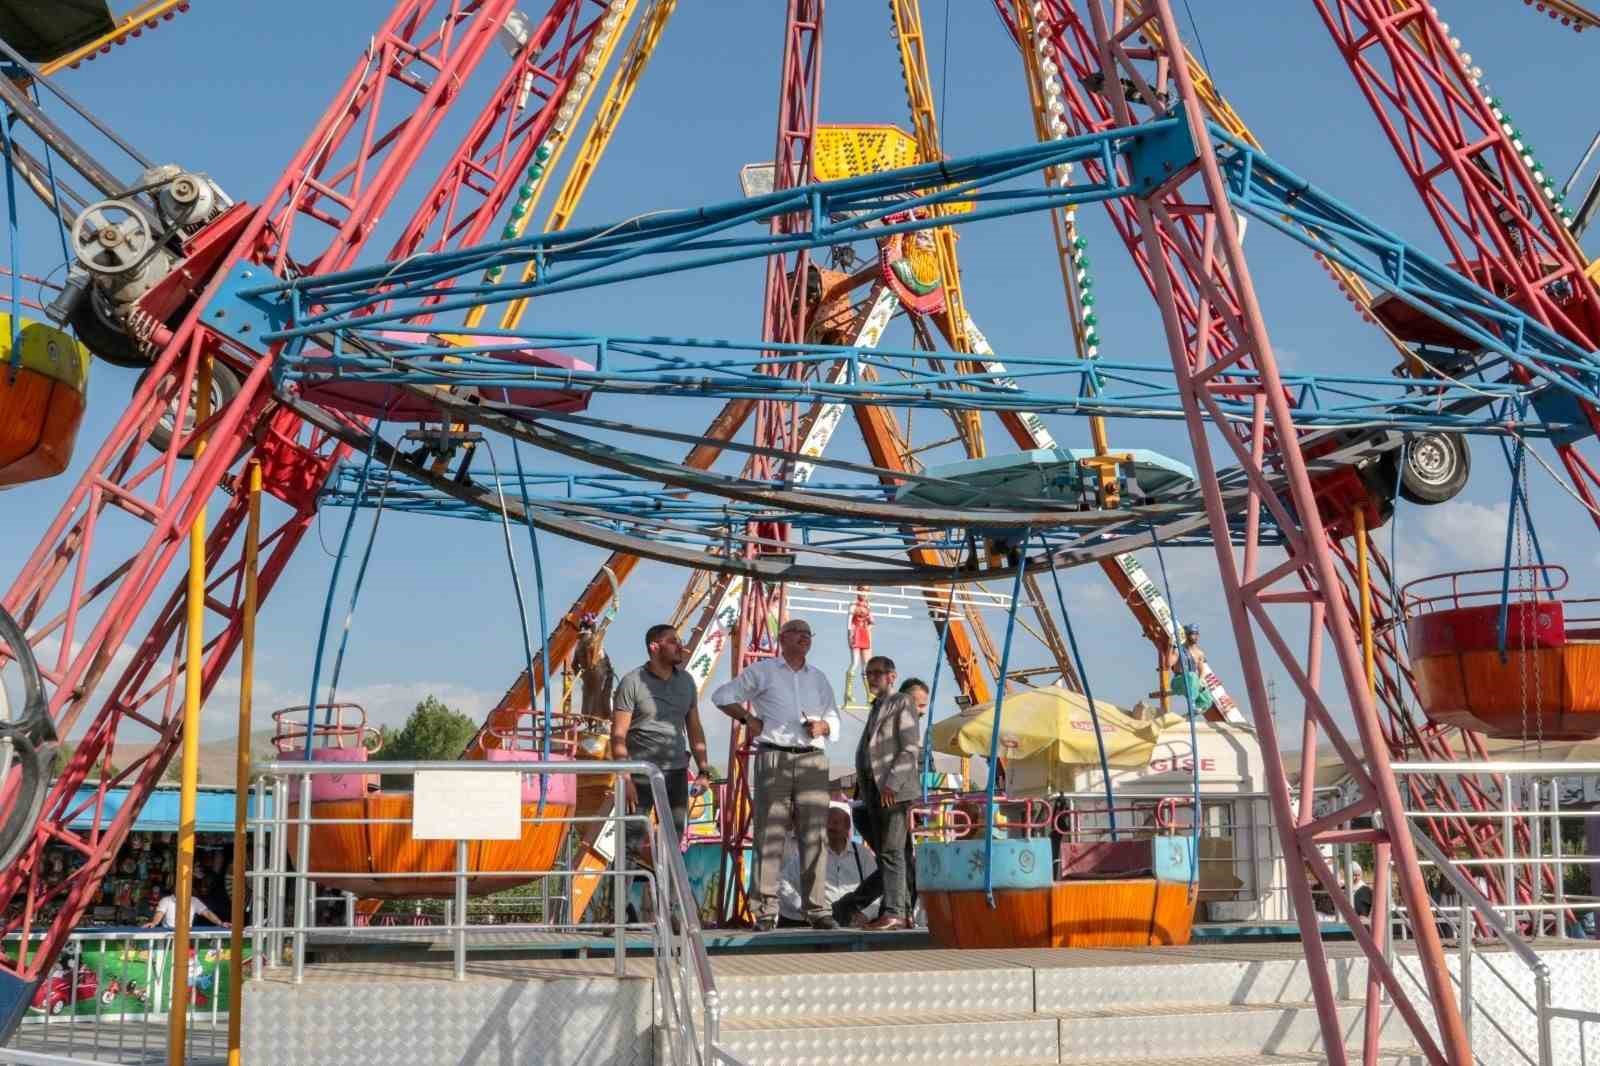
[847,587,873,678]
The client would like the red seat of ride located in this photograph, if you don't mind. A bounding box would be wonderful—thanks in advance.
[1402,566,1600,740]
[482,748,578,805]
[275,745,373,802]
[271,704,380,800]
[296,330,592,420]
[1059,840,1156,880]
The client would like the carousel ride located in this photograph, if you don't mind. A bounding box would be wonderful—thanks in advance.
[0,2,1599,1063]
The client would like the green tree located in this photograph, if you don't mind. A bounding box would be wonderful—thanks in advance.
[374,695,476,763]
[50,741,120,780]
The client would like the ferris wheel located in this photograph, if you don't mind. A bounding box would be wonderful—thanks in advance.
[1,2,1599,1062]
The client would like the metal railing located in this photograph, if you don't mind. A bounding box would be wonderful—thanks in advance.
[250,758,744,1066]
[1404,826,1600,1066]
[1,928,234,1064]
[1393,762,1600,938]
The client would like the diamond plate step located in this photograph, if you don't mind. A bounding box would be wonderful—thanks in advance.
[1058,1053,1426,1066]
[1054,999,1412,1060]
[718,1009,1059,1066]
[715,962,1032,1020]
[1035,954,1372,1011]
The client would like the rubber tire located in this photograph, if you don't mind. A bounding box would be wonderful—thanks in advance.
[1398,431,1470,506]
[140,361,243,458]
[67,288,148,368]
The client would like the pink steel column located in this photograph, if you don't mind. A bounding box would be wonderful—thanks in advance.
[1076,1,1469,1061]
[717,0,824,926]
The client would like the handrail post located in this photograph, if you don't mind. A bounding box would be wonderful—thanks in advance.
[252,778,266,980]
[1535,968,1553,1066]
[1505,771,1518,937]
[269,776,288,969]
[1551,776,1567,940]
[454,838,468,981]
[1459,902,1473,1048]
[612,771,627,977]
[705,988,721,1066]
[292,772,311,983]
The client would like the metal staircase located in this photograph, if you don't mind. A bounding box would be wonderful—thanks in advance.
[709,946,1427,1066]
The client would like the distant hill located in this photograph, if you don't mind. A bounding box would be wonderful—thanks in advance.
[94,729,279,790]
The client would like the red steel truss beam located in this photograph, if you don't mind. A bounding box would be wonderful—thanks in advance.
[717,0,824,926]
[1312,0,1600,525]
[0,1,597,1024]
[1006,2,1470,1060]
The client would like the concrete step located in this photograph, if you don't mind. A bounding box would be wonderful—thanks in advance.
[717,1008,1059,1066]
[1035,953,1373,1011]
[715,960,1032,1020]
[1059,1053,1425,1066]
[1055,999,1413,1061]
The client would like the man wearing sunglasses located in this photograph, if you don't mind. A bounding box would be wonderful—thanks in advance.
[846,656,922,931]
[712,617,840,930]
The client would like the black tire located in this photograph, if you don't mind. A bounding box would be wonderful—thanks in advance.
[0,603,51,873]
[140,361,243,458]
[67,288,147,368]
[1398,431,1470,506]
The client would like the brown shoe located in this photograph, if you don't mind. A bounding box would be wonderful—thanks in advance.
[861,914,908,931]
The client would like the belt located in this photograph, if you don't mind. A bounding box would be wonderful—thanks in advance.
[758,742,819,755]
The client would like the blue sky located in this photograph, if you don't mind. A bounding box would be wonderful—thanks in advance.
[3,2,1596,766]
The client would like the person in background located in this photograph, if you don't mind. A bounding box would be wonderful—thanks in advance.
[1349,861,1374,918]
[713,618,840,930]
[143,880,222,929]
[611,624,715,869]
[900,677,930,717]
[844,587,874,705]
[848,655,921,931]
[840,676,931,925]
[779,802,877,927]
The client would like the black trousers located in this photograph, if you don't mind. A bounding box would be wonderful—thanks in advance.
[837,778,917,919]
[625,766,689,864]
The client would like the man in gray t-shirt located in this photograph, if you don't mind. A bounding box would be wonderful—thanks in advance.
[611,624,713,870]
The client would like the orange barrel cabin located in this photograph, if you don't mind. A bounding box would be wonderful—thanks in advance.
[0,316,90,487]
[272,705,578,899]
[1401,566,1600,740]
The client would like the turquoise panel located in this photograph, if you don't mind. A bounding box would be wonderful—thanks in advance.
[682,842,750,913]
[915,837,1053,892]
[1152,834,1196,883]
[894,447,1195,509]
[64,786,267,834]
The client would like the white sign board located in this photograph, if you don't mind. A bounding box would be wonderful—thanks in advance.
[413,770,521,840]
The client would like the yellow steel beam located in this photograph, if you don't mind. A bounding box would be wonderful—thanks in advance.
[465,0,677,333]
[888,0,986,458]
[169,354,211,1066]
[37,0,193,77]
[1010,0,1127,505]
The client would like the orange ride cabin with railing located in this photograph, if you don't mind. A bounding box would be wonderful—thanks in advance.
[1401,566,1600,740]
[273,704,577,898]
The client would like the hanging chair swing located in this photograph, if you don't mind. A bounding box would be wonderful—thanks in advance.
[1402,436,1600,740]
[278,436,576,899]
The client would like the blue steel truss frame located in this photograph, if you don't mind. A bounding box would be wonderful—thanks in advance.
[209,116,1600,456]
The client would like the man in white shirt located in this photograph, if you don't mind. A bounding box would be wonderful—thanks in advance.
[778,802,877,926]
[712,617,841,929]
[143,882,222,929]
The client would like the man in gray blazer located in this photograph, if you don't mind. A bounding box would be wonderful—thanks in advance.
[850,655,922,930]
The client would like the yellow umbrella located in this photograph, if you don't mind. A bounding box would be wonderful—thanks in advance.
[930,685,1164,794]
